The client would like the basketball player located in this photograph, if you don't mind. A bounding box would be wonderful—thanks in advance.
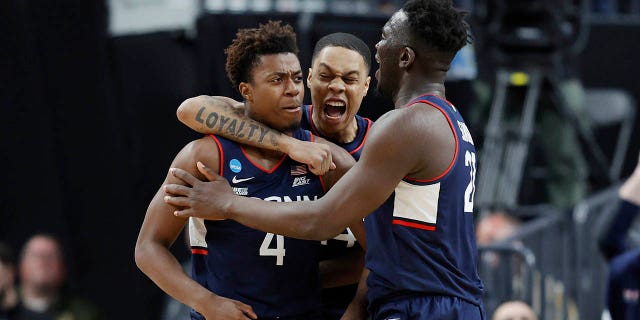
[164,1,486,318]
[175,32,373,319]
[135,21,357,320]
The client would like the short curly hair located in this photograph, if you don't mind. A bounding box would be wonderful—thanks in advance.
[403,0,469,54]
[225,21,299,89]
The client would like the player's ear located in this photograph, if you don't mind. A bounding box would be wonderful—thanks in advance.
[239,83,253,102]
[307,68,313,88]
[399,46,415,69]
[363,75,371,95]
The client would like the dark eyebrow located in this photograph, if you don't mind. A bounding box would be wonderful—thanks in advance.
[318,63,360,77]
[269,70,303,77]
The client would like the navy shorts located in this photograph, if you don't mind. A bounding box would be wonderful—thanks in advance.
[369,295,485,320]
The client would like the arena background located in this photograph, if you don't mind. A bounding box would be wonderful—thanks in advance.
[1,1,639,319]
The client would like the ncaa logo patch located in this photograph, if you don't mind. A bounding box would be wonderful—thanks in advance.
[229,159,242,173]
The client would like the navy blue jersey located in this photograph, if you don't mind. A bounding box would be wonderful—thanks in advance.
[301,105,373,319]
[302,105,372,160]
[364,94,484,308]
[300,104,373,254]
[189,129,325,320]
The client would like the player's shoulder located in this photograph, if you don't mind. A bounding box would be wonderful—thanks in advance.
[404,100,452,125]
[169,136,221,177]
[367,104,450,150]
[175,136,219,162]
[375,105,439,128]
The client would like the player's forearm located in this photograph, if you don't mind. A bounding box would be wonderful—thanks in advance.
[340,268,369,320]
[348,219,367,251]
[177,95,298,153]
[134,241,213,313]
[352,268,369,306]
[226,197,346,241]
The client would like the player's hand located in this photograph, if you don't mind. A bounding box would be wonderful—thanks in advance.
[199,294,257,320]
[163,162,234,220]
[286,139,335,175]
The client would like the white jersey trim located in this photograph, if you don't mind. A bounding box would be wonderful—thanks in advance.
[393,180,440,225]
[189,217,208,248]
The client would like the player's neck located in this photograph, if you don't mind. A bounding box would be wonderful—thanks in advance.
[313,117,358,144]
[242,127,290,168]
[242,145,285,169]
[393,82,445,108]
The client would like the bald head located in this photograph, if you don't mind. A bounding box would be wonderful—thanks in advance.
[493,301,538,320]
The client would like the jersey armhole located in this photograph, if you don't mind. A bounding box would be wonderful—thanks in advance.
[404,100,459,183]
[208,134,225,176]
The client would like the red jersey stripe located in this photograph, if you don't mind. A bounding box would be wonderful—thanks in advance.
[191,248,208,255]
[392,219,437,231]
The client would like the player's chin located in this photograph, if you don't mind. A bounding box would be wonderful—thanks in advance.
[279,120,301,133]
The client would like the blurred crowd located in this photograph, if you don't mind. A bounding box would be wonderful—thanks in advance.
[0,235,103,320]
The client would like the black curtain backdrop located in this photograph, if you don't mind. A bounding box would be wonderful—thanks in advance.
[1,2,639,319]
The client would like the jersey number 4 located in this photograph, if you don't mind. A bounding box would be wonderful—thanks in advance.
[464,150,477,213]
[260,233,285,265]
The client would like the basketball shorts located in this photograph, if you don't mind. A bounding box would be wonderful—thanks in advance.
[369,294,485,320]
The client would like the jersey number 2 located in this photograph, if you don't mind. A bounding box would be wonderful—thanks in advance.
[260,233,285,265]
[464,150,477,213]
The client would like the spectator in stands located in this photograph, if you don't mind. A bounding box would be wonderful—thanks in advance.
[13,234,104,320]
[492,300,538,320]
[601,152,640,320]
[475,210,524,273]
[476,210,522,246]
[0,242,18,320]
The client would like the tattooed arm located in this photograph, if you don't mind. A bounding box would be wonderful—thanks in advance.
[177,95,334,175]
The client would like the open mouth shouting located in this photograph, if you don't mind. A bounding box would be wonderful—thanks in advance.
[323,99,347,121]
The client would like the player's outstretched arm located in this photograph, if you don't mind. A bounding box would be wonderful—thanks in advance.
[164,108,424,240]
[135,138,257,320]
[177,95,334,175]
